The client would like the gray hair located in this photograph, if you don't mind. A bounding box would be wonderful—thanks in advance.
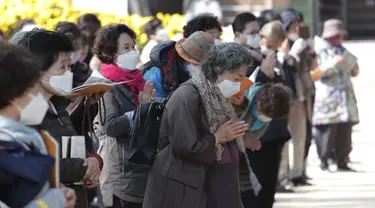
[260,20,286,41]
[201,43,253,82]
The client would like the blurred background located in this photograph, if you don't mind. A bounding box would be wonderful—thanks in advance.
[3,0,375,47]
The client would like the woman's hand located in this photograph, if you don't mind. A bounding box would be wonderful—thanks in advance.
[86,92,105,107]
[214,120,249,144]
[244,133,262,151]
[229,94,245,105]
[82,158,100,189]
[351,65,359,77]
[261,53,276,79]
[59,184,76,208]
[334,55,345,66]
[139,81,156,103]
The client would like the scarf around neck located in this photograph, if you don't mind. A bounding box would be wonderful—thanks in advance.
[192,71,236,160]
[100,64,145,106]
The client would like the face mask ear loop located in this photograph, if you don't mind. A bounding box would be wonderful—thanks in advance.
[12,92,34,113]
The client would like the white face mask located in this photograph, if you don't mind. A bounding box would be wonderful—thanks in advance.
[155,29,169,42]
[247,34,260,48]
[260,45,276,56]
[70,50,82,65]
[214,39,221,45]
[217,79,241,98]
[44,71,73,93]
[186,63,201,77]
[258,114,272,122]
[288,33,299,41]
[15,92,48,125]
[117,50,138,70]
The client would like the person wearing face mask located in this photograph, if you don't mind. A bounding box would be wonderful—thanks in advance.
[244,20,295,204]
[142,30,215,98]
[0,45,77,208]
[276,10,314,187]
[312,19,359,172]
[55,21,92,88]
[143,43,251,208]
[55,21,104,203]
[239,82,292,208]
[232,13,261,49]
[92,24,156,208]
[283,8,318,185]
[176,31,215,77]
[232,12,261,73]
[55,21,100,149]
[231,12,277,79]
[16,30,103,208]
[77,14,102,66]
[183,13,222,45]
[141,18,169,64]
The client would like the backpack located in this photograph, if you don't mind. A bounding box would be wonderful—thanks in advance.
[128,82,198,165]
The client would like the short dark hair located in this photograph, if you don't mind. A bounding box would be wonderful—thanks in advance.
[144,18,163,39]
[77,13,102,34]
[232,12,257,34]
[183,14,222,38]
[14,19,35,33]
[94,24,137,64]
[55,21,82,41]
[17,29,74,71]
[255,83,291,119]
[258,10,282,28]
[0,45,42,109]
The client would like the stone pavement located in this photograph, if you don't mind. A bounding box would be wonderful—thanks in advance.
[274,41,375,208]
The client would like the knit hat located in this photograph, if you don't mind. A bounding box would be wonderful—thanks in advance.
[175,31,214,65]
[9,31,27,45]
[281,10,298,30]
[321,19,346,39]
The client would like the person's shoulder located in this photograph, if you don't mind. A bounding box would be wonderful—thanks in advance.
[170,82,200,103]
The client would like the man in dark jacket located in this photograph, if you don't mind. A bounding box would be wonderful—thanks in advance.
[240,20,292,208]
[16,29,103,208]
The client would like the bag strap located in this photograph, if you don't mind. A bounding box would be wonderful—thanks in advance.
[82,96,95,153]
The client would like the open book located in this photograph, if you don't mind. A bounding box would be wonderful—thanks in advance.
[40,131,59,188]
[337,50,358,72]
[71,69,134,96]
[230,66,260,98]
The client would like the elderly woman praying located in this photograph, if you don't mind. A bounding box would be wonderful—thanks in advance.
[143,43,254,208]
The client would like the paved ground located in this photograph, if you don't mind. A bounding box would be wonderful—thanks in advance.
[274,42,375,208]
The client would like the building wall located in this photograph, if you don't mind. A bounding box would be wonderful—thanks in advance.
[217,0,292,24]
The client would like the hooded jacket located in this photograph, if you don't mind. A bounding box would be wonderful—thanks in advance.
[0,116,66,208]
[142,40,190,98]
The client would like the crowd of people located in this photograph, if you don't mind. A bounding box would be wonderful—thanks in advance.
[0,6,359,208]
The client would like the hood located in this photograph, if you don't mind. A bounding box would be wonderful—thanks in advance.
[149,40,176,66]
[0,116,47,154]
